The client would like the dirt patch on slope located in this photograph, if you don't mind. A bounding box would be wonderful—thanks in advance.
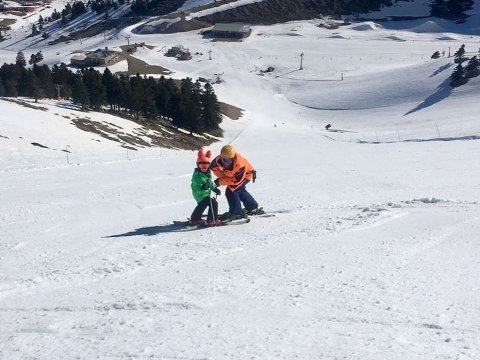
[116,49,171,76]
[219,102,244,120]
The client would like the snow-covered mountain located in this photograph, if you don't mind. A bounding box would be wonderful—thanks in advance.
[1,3,480,360]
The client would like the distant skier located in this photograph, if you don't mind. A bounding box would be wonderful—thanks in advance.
[211,145,261,220]
[325,124,331,130]
[190,149,222,226]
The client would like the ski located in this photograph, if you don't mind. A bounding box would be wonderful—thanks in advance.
[173,218,250,230]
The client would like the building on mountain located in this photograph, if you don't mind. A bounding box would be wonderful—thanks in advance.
[70,48,121,67]
[70,53,88,67]
[124,42,146,53]
[88,48,120,66]
[206,23,251,41]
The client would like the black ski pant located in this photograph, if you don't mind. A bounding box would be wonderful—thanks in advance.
[191,197,218,221]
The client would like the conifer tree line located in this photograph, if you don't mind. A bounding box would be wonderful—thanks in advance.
[429,0,474,20]
[449,44,480,87]
[0,56,223,134]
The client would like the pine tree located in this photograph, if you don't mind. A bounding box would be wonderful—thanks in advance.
[173,78,203,134]
[32,75,45,103]
[154,76,172,117]
[4,79,18,97]
[33,64,54,98]
[430,0,474,19]
[82,68,106,109]
[31,24,40,37]
[446,0,474,19]
[454,44,466,63]
[16,51,26,67]
[430,0,448,18]
[102,67,116,110]
[52,63,73,99]
[465,56,480,78]
[450,63,466,87]
[201,83,222,132]
[71,1,87,19]
[28,51,44,65]
[71,77,90,110]
[17,69,35,97]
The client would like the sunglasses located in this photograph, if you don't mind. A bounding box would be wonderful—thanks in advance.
[221,157,233,163]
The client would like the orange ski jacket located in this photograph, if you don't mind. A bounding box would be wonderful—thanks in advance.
[211,153,255,192]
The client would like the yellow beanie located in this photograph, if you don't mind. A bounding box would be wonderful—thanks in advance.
[220,145,236,158]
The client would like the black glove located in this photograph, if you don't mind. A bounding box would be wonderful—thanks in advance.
[213,188,221,196]
[201,181,211,190]
[252,170,257,183]
[214,178,220,186]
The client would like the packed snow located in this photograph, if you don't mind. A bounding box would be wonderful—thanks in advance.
[1,1,480,359]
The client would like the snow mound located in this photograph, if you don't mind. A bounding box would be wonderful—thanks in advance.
[437,36,457,41]
[411,20,446,33]
[385,35,406,42]
[412,197,446,204]
[328,34,349,39]
[350,22,383,31]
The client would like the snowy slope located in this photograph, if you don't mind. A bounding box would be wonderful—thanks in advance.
[1,11,480,360]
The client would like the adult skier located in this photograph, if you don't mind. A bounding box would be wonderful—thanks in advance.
[210,145,261,220]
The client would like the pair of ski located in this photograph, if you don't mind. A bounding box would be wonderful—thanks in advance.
[173,207,269,230]
[173,217,250,230]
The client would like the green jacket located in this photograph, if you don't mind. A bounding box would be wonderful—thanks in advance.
[191,168,217,203]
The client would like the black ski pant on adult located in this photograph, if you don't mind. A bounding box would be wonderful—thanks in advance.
[191,197,218,221]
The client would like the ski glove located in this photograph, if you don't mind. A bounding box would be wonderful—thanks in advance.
[213,188,221,196]
[214,178,220,186]
[201,181,212,190]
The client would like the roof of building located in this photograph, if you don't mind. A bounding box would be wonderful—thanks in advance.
[92,48,117,56]
[211,23,251,34]
[71,54,87,61]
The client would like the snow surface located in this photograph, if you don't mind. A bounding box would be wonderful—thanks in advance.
[1,3,480,359]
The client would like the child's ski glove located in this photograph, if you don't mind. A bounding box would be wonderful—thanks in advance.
[201,181,212,190]
[213,188,221,196]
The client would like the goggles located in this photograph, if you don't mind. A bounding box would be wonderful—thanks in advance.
[221,157,233,164]
[197,162,210,168]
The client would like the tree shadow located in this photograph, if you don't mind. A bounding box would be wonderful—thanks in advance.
[429,63,452,78]
[404,78,452,115]
[104,224,184,238]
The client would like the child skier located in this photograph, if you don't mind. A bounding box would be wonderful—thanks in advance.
[190,149,222,226]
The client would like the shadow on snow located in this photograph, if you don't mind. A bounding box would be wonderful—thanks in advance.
[404,77,452,115]
[104,224,185,237]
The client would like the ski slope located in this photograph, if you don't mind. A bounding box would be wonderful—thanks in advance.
[1,8,480,360]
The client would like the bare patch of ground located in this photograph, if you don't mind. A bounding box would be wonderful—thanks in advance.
[219,101,244,120]
[116,48,171,76]
[0,18,16,29]
[71,115,218,151]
